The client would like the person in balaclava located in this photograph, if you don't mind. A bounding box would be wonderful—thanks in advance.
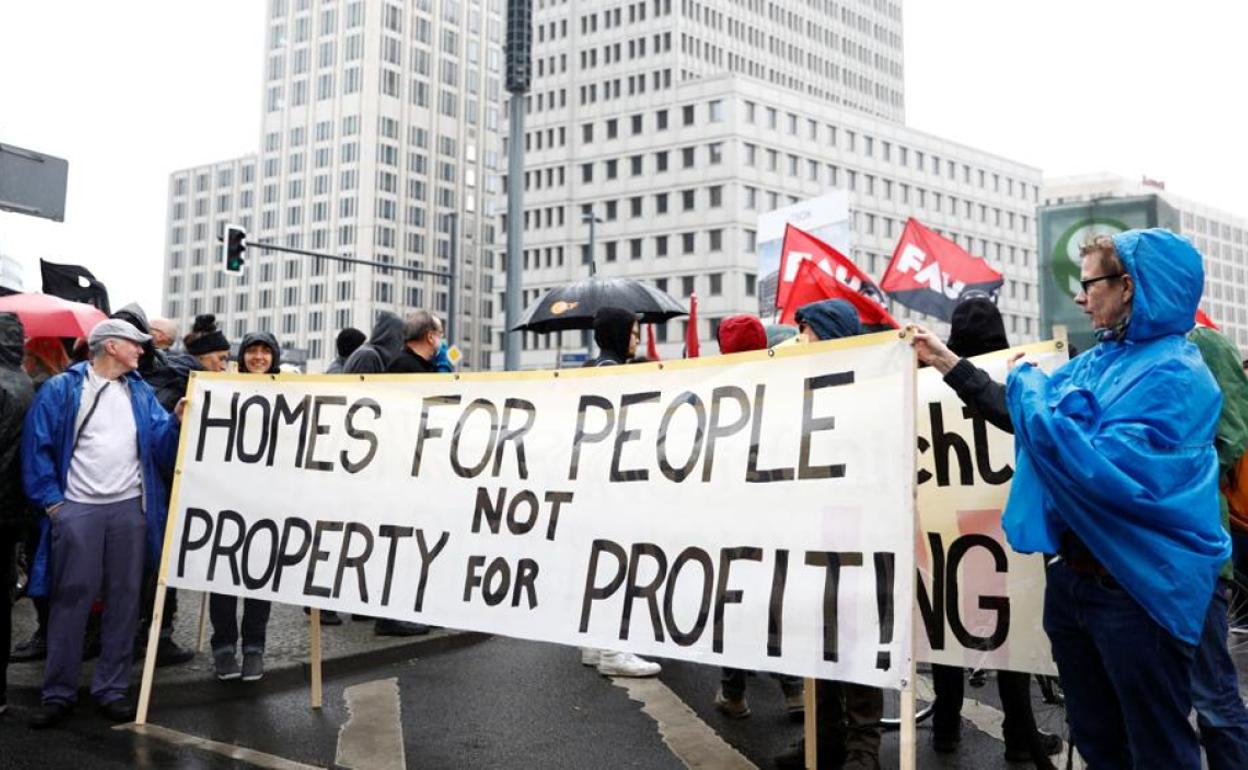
[917,295,1062,767]
[585,306,640,367]
[776,299,883,770]
[343,312,405,375]
[577,306,663,678]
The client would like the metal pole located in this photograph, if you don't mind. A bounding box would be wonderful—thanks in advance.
[504,98,525,370]
[588,217,597,277]
[447,212,458,344]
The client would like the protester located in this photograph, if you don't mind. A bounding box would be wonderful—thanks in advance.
[999,230,1227,768]
[0,313,35,714]
[112,302,196,667]
[712,314,804,721]
[1186,323,1248,769]
[390,311,443,373]
[776,299,881,770]
[908,296,1060,766]
[11,337,70,664]
[585,307,640,367]
[148,318,178,351]
[184,314,230,372]
[21,319,182,728]
[344,312,404,374]
[326,327,366,374]
[209,331,280,682]
[579,306,662,678]
[343,311,426,636]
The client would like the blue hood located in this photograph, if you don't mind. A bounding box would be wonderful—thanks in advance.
[794,299,861,341]
[1002,228,1228,645]
[1114,228,1204,342]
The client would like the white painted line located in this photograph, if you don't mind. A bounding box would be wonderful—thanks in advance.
[336,677,406,770]
[612,676,757,770]
[117,722,324,770]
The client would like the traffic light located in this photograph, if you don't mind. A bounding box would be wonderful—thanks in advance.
[221,224,247,274]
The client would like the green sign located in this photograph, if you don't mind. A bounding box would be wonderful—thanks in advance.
[1037,195,1179,354]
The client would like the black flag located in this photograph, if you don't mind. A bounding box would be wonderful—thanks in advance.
[40,259,110,314]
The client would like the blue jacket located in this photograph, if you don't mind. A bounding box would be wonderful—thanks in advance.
[1003,229,1230,645]
[21,361,181,596]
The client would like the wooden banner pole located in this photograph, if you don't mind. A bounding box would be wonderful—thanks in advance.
[803,678,817,769]
[309,608,323,709]
[195,591,210,653]
[135,580,168,726]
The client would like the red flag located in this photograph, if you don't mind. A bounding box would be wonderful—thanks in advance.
[646,323,660,360]
[880,218,1004,321]
[685,293,700,358]
[775,225,891,319]
[1195,309,1220,330]
[779,258,899,329]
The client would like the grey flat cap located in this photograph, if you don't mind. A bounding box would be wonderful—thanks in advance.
[88,318,152,346]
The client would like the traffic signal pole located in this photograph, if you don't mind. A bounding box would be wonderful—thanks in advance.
[503,0,531,371]
[232,237,453,281]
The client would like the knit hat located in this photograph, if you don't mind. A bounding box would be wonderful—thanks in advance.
[717,315,767,354]
[336,327,366,359]
[794,299,862,341]
[185,314,230,356]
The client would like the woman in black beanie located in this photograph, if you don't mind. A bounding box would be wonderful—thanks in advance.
[184,315,231,372]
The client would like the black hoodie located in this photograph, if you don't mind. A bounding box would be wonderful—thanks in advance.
[0,312,34,523]
[942,297,1013,433]
[238,331,282,374]
[344,312,404,374]
[111,301,166,378]
[587,307,638,366]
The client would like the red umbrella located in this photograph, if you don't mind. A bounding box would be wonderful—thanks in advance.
[0,293,108,339]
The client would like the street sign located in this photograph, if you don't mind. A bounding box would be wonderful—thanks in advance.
[0,143,69,222]
[1037,195,1179,354]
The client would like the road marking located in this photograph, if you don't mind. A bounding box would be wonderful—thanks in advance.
[117,722,324,770]
[336,677,406,770]
[611,676,757,770]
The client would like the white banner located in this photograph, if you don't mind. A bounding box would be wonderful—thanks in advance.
[915,342,1064,675]
[162,334,916,687]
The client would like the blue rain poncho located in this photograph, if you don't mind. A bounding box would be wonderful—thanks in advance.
[1002,229,1230,645]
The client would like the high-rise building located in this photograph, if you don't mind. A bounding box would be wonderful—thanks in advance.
[506,0,1042,367]
[165,0,506,370]
[1044,173,1248,350]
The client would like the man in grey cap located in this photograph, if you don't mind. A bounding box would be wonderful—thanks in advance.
[21,318,184,728]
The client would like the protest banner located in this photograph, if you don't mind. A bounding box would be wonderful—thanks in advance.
[140,332,917,717]
[915,340,1065,676]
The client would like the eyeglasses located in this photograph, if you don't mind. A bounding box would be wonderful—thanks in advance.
[1079,273,1124,293]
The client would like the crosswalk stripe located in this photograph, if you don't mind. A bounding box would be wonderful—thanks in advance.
[611,676,757,770]
[336,677,407,770]
[117,722,324,770]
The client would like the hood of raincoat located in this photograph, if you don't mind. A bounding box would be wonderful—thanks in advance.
[0,312,24,370]
[368,312,405,367]
[1115,229,1204,342]
[238,331,282,374]
[1002,228,1229,645]
[794,299,861,341]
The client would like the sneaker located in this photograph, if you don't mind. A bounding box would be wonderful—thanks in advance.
[28,701,72,730]
[580,647,602,666]
[714,689,751,718]
[775,739,845,770]
[320,610,343,626]
[154,638,195,667]
[596,651,661,677]
[97,695,137,723]
[933,729,960,753]
[783,689,805,722]
[842,749,881,770]
[241,652,264,682]
[1005,730,1063,762]
[374,619,430,637]
[11,631,47,662]
[213,650,240,681]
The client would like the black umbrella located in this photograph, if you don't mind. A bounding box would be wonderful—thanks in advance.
[512,277,687,333]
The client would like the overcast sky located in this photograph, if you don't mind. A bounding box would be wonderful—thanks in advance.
[1,0,1243,314]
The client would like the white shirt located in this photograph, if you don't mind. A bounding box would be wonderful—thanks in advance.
[65,365,143,504]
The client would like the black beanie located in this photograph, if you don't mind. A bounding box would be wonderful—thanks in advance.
[185,314,231,356]
[336,327,367,359]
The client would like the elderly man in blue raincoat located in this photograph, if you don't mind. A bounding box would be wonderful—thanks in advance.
[1003,229,1230,768]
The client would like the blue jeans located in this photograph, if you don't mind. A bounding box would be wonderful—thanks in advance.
[1044,560,1201,769]
[209,594,271,654]
[1192,578,1248,770]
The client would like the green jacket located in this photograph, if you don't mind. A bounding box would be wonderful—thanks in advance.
[1189,326,1248,580]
